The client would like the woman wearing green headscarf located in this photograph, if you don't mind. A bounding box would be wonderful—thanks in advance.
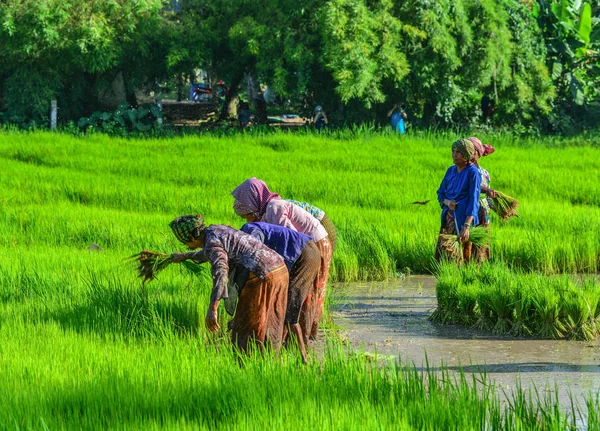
[435,139,482,263]
[169,215,289,352]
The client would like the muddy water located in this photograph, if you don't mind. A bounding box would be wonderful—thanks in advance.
[331,276,600,410]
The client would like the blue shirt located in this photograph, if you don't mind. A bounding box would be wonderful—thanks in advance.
[390,111,405,134]
[240,222,313,271]
[437,164,481,229]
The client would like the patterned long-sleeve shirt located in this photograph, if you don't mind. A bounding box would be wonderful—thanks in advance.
[478,166,492,225]
[287,199,326,221]
[186,225,284,302]
[262,200,328,242]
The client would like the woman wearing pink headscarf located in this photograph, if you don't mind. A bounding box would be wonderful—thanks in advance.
[468,137,497,262]
[231,178,333,343]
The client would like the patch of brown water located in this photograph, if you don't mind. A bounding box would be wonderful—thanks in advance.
[331,276,600,410]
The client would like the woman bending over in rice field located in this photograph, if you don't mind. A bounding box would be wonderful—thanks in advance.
[436,139,482,263]
[231,178,332,341]
[169,215,289,353]
[240,222,321,361]
[468,137,498,262]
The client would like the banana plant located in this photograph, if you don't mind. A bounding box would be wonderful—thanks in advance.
[535,0,599,105]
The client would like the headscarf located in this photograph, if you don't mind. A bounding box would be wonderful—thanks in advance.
[169,215,206,244]
[468,137,495,158]
[452,139,476,162]
[231,177,281,218]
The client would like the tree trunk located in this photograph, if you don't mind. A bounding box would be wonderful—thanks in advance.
[208,67,218,103]
[176,74,184,102]
[123,71,138,107]
[219,71,245,121]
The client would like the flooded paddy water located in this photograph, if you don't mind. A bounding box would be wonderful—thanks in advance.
[331,276,600,410]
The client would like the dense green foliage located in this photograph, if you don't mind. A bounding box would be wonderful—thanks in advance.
[433,263,600,340]
[0,130,599,428]
[0,0,164,123]
[1,0,598,132]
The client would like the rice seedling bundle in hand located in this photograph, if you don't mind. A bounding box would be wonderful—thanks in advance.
[490,191,519,220]
[132,250,173,283]
[437,227,490,263]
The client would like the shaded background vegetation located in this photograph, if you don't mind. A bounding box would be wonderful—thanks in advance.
[0,0,599,134]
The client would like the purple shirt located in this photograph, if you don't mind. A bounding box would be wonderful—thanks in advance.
[437,164,481,229]
[187,225,284,302]
[241,222,313,271]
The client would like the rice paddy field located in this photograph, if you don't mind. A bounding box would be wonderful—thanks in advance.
[0,129,599,429]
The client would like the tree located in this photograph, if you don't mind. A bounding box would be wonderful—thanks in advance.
[0,0,164,122]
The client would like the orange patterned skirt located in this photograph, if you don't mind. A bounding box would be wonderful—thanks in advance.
[230,265,288,352]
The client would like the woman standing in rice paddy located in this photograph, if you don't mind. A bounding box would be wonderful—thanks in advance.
[435,139,482,263]
[169,215,289,352]
[468,137,498,262]
[231,178,333,341]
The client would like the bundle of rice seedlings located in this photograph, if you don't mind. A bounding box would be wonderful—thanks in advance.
[132,250,173,283]
[563,290,594,341]
[437,234,463,264]
[510,285,533,337]
[490,191,519,220]
[474,289,496,331]
[437,227,490,263]
[455,283,479,326]
[489,285,514,335]
[532,289,565,339]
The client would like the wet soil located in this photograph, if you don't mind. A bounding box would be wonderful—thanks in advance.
[331,276,600,409]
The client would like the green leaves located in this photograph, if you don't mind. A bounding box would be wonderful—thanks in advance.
[320,0,408,107]
[577,3,592,44]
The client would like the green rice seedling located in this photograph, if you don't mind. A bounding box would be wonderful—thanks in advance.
[562,286,597,341]
[430,265,459,323]
[474,286,497,332]
[531,287,565,339]
[490,191,519,220]
[132,250,173,282]
[455,282,479,326]
[510,280,534,337]
[489,284,514,335]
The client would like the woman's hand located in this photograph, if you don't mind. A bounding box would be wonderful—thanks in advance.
[205,309,220,332]
[459,225,470,243]
[487,189,498,199]
[443,199,458,211]
[170,253,187,263]
[205,301,220,332]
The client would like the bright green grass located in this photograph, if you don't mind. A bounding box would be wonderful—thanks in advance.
[0,251,595,430]
[432,263,600,340]
[0,130,598,278]
[0,130,599,429]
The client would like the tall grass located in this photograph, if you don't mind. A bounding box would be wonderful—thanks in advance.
[0,250,595,428]
[0,130,598,278]
[0,130,599,428]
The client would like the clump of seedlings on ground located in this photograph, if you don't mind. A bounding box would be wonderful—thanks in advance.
[431,263,600,341]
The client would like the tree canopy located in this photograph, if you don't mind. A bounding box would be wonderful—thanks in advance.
[0,0,598,133]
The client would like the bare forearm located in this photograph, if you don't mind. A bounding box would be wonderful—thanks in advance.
[209,300,220,313]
